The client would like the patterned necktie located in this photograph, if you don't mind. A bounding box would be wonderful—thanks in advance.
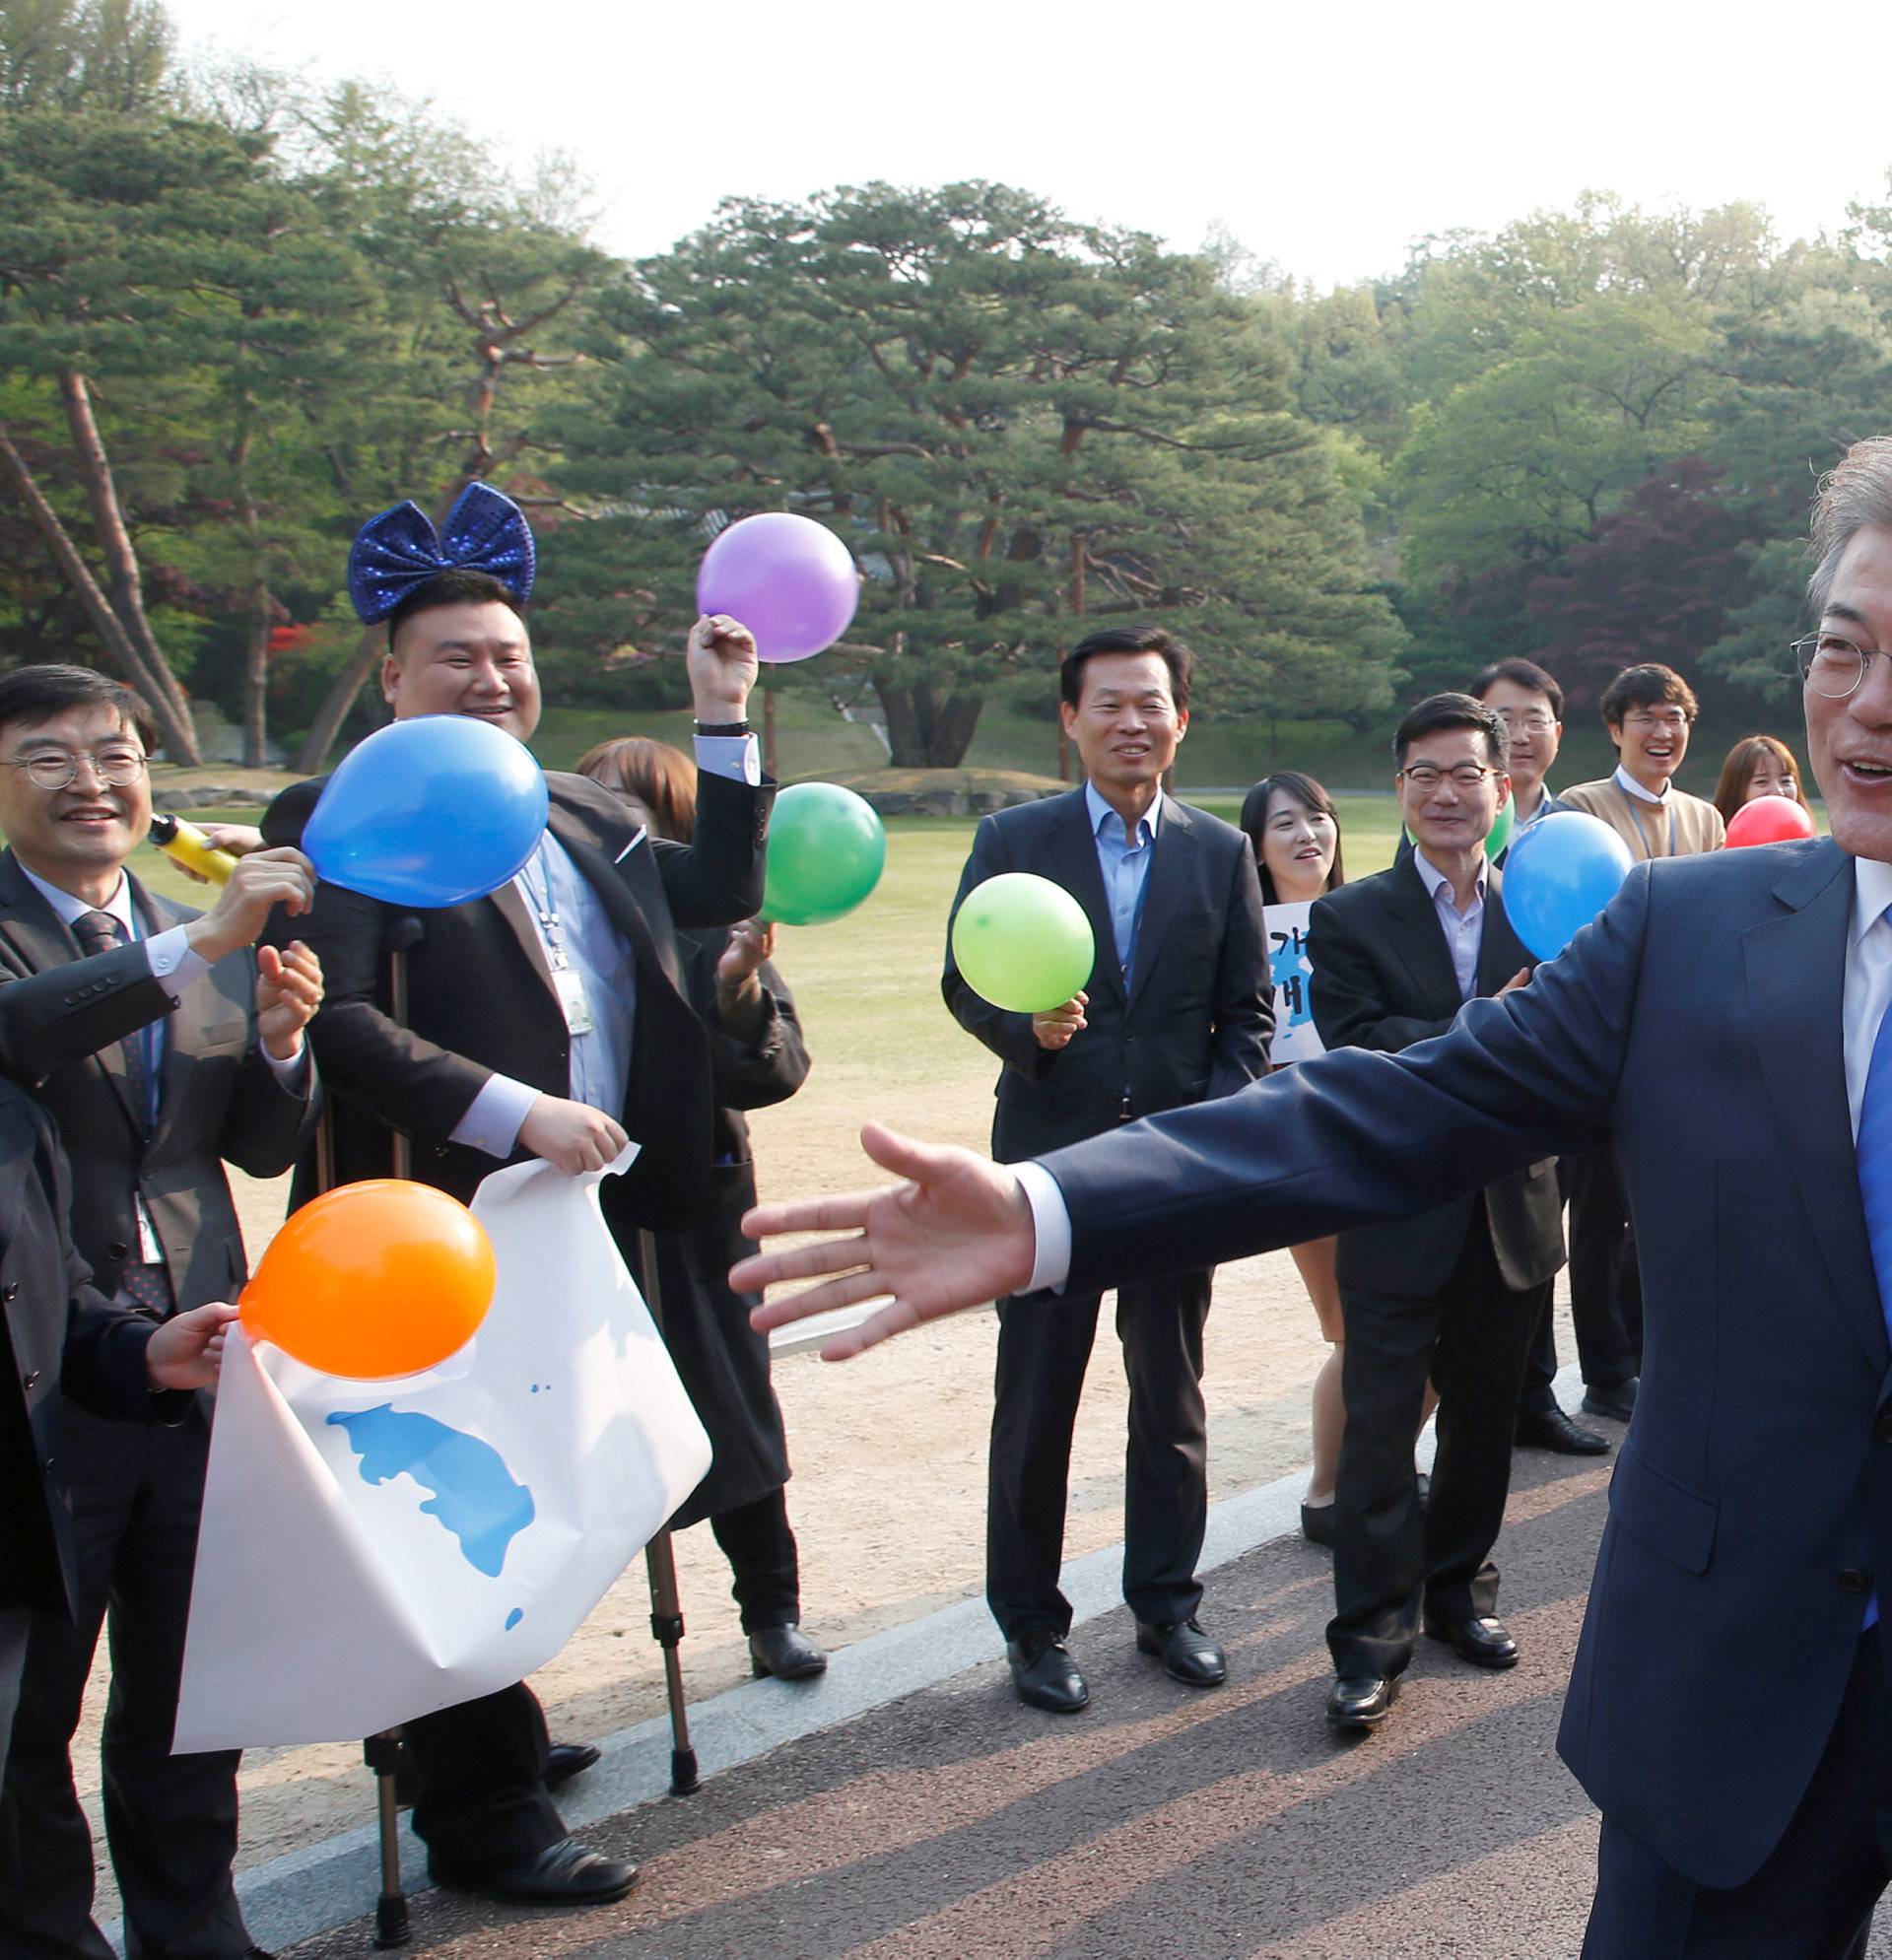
[71,910,153,1129]
[69,910,172,1317]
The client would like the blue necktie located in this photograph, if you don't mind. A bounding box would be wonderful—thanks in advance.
[1851,963,1892,1625]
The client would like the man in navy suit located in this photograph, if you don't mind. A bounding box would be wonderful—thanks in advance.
[738,439,1892,1950]
[1309,692,1564,1731]
[943,626,1269,1713]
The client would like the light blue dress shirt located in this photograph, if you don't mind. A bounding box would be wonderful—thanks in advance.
[1084,780,1160,982]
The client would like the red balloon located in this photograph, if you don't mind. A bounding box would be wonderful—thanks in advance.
[1725,793,1816,848]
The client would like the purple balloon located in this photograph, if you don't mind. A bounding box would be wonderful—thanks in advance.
[696,512,858,664]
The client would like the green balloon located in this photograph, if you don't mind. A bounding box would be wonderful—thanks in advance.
[951,872,1096,1013]
[761,781,886,926]
[1487,791,1516,858]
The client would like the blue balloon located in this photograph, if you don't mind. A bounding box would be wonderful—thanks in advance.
[304,715,549,909]
[1501,811,1635,962]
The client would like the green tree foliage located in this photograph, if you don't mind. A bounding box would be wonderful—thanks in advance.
[550,182,1405,767]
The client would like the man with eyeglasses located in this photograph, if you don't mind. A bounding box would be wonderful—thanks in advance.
[1465,660,1608,1460]
[731,439,1892,1950]
[1297,692,1563,1731]
[1556,665,1723,1433]
[0,664,321,1960]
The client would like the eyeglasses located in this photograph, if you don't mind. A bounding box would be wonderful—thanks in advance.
[5,746,148,791]
[1793,632,1890,699]
[1398,764,1499,791]
[1623,710,1691,732]
[1492,710,1555,734]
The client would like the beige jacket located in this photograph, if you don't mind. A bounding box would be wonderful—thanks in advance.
[1559,775,1725,860]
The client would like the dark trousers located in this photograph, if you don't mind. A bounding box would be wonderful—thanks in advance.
[1582,1634,1892,1956]
[986,1272,1211,1640]
[0,1406,249,1960]
[1327,1217,1543,1680]
[0,1603,26,1770]
[710,1488,801,1632]
[403,1683,563,1879]
[1521,1149,1640,1419]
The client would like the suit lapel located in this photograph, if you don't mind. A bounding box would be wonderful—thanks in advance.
[1126,795,1192,1010]
[1745,841,1889,1374]
[1476,862,1525,993]
[546,796,678,991]
[0,852,143,1139]
[1385,852,1463,1014]
[1048,791,1120,1004]
[133,881,195,1152]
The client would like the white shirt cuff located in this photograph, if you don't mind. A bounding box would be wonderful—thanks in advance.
[451,1073,541,1159]
[261,1042,308,1087]
[694,733,762,785]
[145,924,210,994]
[1012,1159,1073,1295]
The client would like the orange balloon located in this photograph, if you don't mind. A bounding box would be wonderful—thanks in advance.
[240,1180,497,1379]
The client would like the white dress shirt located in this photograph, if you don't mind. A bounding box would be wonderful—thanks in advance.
[1410,845,1488,1004]
[450,733,761,1159]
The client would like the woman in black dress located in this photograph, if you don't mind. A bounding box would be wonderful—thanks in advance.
[575,736,826,1680]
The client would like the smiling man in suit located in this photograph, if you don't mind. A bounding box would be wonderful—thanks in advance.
[1309,692,1565,1732]
[260,488,771,1909]
[0,663,321,1960]
[943,626,1269,1714]
[736,437,1892,1952]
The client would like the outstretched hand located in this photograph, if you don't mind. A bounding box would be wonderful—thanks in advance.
[734,1122,1038,1360]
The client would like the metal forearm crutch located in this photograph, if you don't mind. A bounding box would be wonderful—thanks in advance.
[635,1227,700,1795]
[362,927,422,1947]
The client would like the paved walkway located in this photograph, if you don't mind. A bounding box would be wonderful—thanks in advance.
[274,1448,1606,1958]
[272,1436,1892,1959]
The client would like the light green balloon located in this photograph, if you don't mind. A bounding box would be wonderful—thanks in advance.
[951,872,1096,1014]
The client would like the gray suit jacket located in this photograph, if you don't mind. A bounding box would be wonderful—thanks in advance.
[0,851,317,1314]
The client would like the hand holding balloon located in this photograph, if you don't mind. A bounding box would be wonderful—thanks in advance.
[687,613,760,720]
[146,1302,241,1390]
[182,848,316,964]
[1032,991,1089,1050]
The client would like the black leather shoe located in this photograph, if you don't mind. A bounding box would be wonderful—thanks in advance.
[750,1622,829,1680]
[1135,1616,1227,1687]
[546,1741,600,1788]
[1515,1408,1610,1455]
[1325,1673,1398,1731]
[1424,1612,1519,1669]
[1006,1625,1088,1713]
[435,1837,640,1904]
[1301,1500,1337,1548]
[1582,1377,1639,1423]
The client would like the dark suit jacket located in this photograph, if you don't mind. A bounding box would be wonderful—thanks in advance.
[942,787,1270,1162]
[0,1081,180,1618]
[0,853,317,1313]
[1033,838,1889,1890]
[1309,853,1563,1295]
[262,768,771,1231]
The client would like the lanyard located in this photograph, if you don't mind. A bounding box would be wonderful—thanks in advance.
[1624,794,1677,860]
[516,841,571,968]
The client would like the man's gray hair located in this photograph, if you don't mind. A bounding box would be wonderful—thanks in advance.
[1808,437,1892,615]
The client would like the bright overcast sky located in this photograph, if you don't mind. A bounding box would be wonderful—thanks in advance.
[165,0,1892,288]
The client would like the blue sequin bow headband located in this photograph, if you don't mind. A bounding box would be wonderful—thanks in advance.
[347,482,537,624]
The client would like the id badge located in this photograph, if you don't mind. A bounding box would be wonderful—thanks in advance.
[552,965,595,1036]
